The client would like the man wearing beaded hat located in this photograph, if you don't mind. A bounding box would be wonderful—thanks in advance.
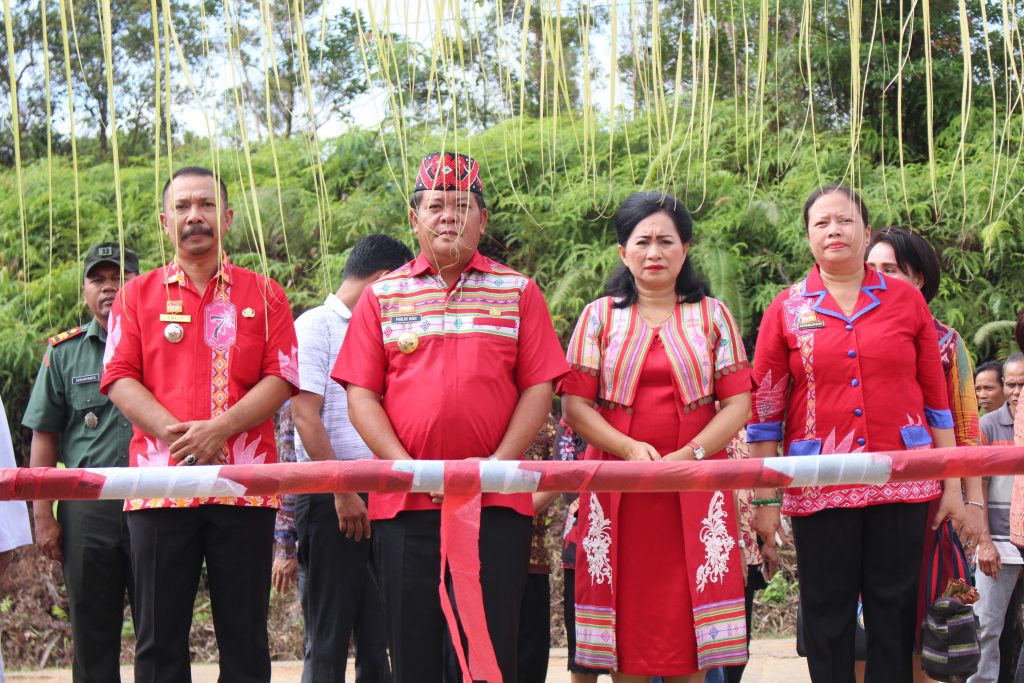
[333,152,568,682]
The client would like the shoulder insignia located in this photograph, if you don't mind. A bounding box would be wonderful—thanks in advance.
[47,326,86,347]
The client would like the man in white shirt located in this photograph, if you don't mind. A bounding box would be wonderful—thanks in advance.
[0,394,33,681]
[292,234,412,683]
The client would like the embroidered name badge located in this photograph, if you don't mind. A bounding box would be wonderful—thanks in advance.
[391,315,422,324]
[796,310,825,330]
[71,373,100,385]
[204,300,237,351]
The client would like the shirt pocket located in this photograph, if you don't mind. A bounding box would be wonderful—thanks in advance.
[69,380,109,413]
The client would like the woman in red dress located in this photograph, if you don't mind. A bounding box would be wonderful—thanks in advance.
[561,191,752,682]
[748,185,969,682]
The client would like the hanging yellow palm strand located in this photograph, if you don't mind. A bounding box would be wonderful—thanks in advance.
[3,0,29,288]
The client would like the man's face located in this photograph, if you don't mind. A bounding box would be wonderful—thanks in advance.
[1004,361,1024,413]
[975,369,1006,413]
[160,174,233,258]
[84,263,136,324]
[409,190,487,268]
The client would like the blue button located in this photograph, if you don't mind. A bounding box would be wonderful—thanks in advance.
[854,408,863,416]
[848,350,857,358]
[851,379,860,387]
[845,324,853,331]
[857,437,865,446]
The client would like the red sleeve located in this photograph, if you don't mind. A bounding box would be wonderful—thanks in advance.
[514,280,569,391]
[911,291,951,417]
[711,299,753,399]
[332,285,387,394]
[260,279,300,395]
[99,279,143,394]
[558,366,600,400]
[747,293,792,442]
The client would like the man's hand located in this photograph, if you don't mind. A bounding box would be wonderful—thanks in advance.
[272,557,298,594]
[335,493,370,541]
[977,538,1003,578]
[33,513,63,562]
[761,540,781,581]
[167,420,231,465]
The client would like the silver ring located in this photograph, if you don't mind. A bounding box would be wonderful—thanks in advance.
[184,454,197,465]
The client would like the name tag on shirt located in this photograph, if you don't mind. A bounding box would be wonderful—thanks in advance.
[797,310,825,330]
[72,373,100,385]
[392,315,422,324]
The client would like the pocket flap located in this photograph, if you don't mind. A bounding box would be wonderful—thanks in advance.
[789,439,822,456]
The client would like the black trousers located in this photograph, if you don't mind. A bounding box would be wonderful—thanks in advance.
[562,568,609,676]
[792,502,929,683]
[58,499,134,683]
[517,572,551,683]
[127,505,276,683]
[373,508,532,683]
[295,493,390,683]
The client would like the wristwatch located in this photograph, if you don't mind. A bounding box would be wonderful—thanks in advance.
[687,440,706,461]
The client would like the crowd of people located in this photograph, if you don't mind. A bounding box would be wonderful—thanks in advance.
[2,153,1023,683]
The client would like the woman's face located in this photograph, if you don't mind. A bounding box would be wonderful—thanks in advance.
[618,211,689,291]
[866,241,924,291]
[805,192,870,271]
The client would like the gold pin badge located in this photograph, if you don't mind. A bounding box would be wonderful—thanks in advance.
[164,323,184,343]
[84,412,98,429]
[489,308,502,317]
[242,307,255,318]
[166,300,184,314]
[399,302,415,315]
[396,331,419,354]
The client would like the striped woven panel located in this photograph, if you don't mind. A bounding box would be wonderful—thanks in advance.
[575,604,617,670]
[694,597,748,669]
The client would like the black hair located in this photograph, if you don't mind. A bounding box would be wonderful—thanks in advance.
[803,183,870,232]
[868,227,941,303]
[604,191,710,308]
[343,234,413,279]
[975,360,1004,384]
[409,190,486,211]
[1017,311,1024,354]
[162,166,229,207]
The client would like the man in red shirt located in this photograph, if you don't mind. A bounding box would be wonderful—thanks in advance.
[102,166,298,683]
[333,152,567,683]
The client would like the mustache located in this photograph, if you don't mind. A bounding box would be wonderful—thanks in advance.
[182,225,215,239]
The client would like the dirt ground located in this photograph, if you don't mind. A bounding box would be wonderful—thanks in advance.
[6,640,811,682]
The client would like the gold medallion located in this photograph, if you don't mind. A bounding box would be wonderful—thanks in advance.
[84,412,98,429]
[242,307,256,318]
[396,331,419,354]
[164,323,184,343]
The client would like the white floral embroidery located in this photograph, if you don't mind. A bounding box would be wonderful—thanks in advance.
[696,490,736,593]
[582,493,613,586]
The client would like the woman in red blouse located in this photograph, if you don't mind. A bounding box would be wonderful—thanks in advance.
[561,192,752,682]
[748,185,968,682]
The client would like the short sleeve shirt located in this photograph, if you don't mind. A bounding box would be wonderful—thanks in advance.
[293,295,371,462]
[980,402,1022,563]
[100,257,300,510]
[0,396,31,553]
[332,251,568,521]
[747,265,952,516]
[23,319,132,468]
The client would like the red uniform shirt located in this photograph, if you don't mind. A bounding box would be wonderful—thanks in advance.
[100,257,299,510]
[333,251,568,520]
[748,265,952,516]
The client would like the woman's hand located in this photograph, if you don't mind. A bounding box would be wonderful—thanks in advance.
[933,485,979,544]
[621,440,662,462]
[752,505,783,548]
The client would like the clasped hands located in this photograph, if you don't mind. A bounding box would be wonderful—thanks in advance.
[164,418,231,466]
[621,438,699,462]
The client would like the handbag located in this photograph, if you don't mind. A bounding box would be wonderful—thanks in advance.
[919,520,981,682]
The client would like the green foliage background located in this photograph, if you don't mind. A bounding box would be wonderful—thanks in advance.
[2,103,1022,458]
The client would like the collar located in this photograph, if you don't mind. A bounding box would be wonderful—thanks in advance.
[324,293,352,321]
[164,254,233,286]
[801,264,886,323]
[85,317,106,343]
[998,400,1016,426]
[407,250,495,278]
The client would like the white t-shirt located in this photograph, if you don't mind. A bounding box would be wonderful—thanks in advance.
[293,295,373,462]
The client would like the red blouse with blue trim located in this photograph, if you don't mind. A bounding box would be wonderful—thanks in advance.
[747,265,952,516]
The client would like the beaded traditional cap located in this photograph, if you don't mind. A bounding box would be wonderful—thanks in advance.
[414,152,484,196]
